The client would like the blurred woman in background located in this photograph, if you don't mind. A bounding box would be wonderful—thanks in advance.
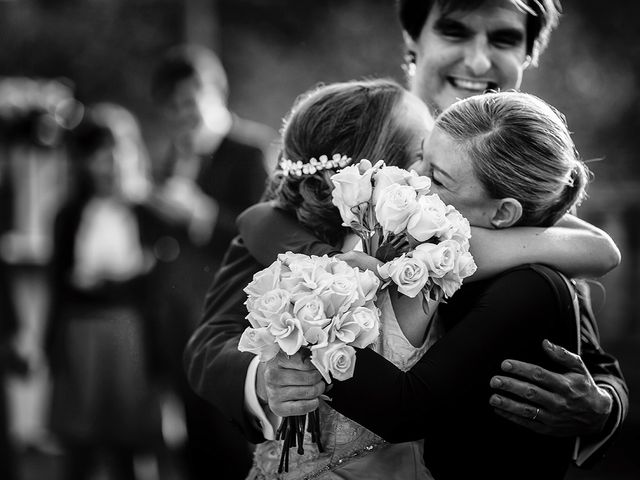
[45,103,165,480]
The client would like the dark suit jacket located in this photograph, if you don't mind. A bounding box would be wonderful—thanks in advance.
[184,236,270,444]
[152,117,271,339]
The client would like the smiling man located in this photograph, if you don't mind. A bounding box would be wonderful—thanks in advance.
[401,0,552,116]
[398,0,627,469]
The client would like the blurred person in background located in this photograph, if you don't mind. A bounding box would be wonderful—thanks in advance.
[45,104,166,480]
[1,261,29,480]
[0,114,31,480]
[148,44,272,479]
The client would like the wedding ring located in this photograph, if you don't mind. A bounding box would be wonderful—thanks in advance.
[531,407,540,421]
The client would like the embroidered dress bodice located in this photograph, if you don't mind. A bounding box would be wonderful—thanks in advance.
[247,289,440,480]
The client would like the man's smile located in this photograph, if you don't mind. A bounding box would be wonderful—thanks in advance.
[447,76,498,93]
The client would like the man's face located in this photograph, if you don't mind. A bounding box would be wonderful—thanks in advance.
[162,78,205,138]
[407,0,529,115]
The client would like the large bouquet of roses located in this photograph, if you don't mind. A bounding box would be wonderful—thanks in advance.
[238,251,381,472]
[331,159,477,304]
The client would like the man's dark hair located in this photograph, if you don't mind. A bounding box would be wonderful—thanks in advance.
[398,0,561,65]
[150,44,228,103]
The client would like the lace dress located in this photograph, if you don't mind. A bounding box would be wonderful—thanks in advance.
[246,289,441,480]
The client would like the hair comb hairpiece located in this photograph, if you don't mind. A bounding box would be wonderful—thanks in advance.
[280,154,351,177]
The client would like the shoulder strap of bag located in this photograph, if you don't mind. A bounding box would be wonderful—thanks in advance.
[557,273,582,356]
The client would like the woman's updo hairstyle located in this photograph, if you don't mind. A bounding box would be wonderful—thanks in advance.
[435,91,589,227]
[267,78,420,246]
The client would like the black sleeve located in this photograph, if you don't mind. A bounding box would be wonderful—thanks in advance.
[571,279,629,467]
[183,240,266,444]
[236,202,342,266]
[328,266,575,443]
[211,147,269,254]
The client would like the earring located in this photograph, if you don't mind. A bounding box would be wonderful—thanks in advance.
[402,51,417,77]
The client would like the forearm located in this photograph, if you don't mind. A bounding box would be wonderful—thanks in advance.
[470,215,620,280]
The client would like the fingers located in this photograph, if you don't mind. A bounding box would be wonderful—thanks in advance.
[492,408,549,435]
[275,351,317,371]
[541,339,586,373]
[499,359,565,392]
[265,364,324,387]
[489,393,555,436]
[265,371,326,417]
[489,393,541,421]
[490,375,561,411]
[263,355,326,417]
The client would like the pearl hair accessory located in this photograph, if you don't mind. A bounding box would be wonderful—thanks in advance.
[279,154,351,177]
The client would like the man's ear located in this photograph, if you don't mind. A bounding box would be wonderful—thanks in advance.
[490,198,523,229]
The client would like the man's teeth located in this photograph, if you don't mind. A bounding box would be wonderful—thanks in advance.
[450,78,490,91]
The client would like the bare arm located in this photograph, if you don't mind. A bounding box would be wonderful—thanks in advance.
[469,214,621,281]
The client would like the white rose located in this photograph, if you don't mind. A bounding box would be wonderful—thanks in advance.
[455,250,477,280]
[431,249,477,300]
[331,163,375,226]
[268,312,306,355]
[406,194,451,242]
[413,240,458,279]
[377,254,430,298]
[246,288,291,328]
[304,325,329,348]
[375,184,419,235]
[372,165,412,205]
[348,306,380,348]
[278,251,315,268]
[354,268,380,304]
[443,205,472,248]
[433,270,462,299]
[406,170,432,196]
[318,272,359,317]
[293,294,330,330]
[327,312,361,344]
[280,263,333,299]
[244,260,283,298]
[310,342,356,383]
[238,326,280,361]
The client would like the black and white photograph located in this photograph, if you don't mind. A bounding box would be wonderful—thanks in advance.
[0,1,638,479]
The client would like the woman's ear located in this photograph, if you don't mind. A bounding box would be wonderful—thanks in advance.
[403,31,418,54]
[490,198,523,229]
[403,32,418,77]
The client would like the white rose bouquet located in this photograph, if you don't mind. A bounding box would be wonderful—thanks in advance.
[331,159,477,305]
[238,251,381,472]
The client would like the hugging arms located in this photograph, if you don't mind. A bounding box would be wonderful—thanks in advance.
[185,200,627,469]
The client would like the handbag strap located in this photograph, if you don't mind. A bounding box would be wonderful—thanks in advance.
[558,273,582,356]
